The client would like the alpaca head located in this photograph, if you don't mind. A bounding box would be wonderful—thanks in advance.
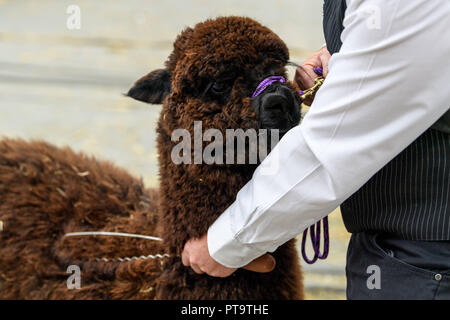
[127,16,301,146]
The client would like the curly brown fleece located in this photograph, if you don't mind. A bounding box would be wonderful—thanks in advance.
[0,16,303,299]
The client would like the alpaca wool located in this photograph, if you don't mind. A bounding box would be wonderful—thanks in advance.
[0,17,303,300]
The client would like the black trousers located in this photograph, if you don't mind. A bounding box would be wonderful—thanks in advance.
[346,232,450,299]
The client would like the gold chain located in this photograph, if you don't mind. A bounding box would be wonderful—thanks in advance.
[300,77,325,101]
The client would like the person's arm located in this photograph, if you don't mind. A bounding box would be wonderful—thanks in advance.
[207,0,450,268]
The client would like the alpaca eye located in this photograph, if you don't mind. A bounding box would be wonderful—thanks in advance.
[210,81,228,94]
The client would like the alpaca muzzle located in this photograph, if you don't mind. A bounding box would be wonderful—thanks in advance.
[252,76,301,132]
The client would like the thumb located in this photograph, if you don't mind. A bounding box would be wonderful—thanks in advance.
[242,254,276,273]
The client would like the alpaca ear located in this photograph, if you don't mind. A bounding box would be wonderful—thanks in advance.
[126,69,171,104]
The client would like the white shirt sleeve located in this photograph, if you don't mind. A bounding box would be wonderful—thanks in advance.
[207,0,450,268]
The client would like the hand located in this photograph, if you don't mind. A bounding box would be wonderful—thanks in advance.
[295,46,331,105]
[182,234,277,277]
[182,234,237,278]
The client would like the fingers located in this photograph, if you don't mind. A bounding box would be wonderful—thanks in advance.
[190,263,205,275]
[295,61,321,90]
[295,65,315,90]
[319,47,331,78]
[182,241,204,274]
[304,63,321,80]
[182,236,239,277]
[181,243,190,266]
[295,46,331,91]
[182,254,204,275]
[295,65,316,106]
[294,46,331,107]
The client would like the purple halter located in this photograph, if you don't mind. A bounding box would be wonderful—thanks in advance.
[252,76,286,98]
[252,67,323,103]
[252,67,330,265]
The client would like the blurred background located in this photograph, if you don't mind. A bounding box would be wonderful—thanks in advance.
[0,0,350,299]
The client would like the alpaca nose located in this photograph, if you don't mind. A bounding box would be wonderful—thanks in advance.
[261,93,290,114]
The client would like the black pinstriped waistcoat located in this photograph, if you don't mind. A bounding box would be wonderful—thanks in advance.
[324,0,450,240]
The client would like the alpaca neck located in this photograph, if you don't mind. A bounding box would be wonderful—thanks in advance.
[157,160,254,254]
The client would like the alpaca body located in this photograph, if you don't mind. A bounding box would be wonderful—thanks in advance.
[0,139,161,299]
[0,139,302,299]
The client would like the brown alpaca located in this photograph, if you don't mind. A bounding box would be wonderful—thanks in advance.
[0,16,304,299]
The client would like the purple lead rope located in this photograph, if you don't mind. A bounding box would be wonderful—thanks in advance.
[252,67,330,264]
[313,66,323,77]
[301,217,329,264]
[300,67,330,264]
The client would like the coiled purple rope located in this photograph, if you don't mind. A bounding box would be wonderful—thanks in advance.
[252,67,330,264]
[301,217,329,264]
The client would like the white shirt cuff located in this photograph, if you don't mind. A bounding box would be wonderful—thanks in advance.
[207,206,266,268]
